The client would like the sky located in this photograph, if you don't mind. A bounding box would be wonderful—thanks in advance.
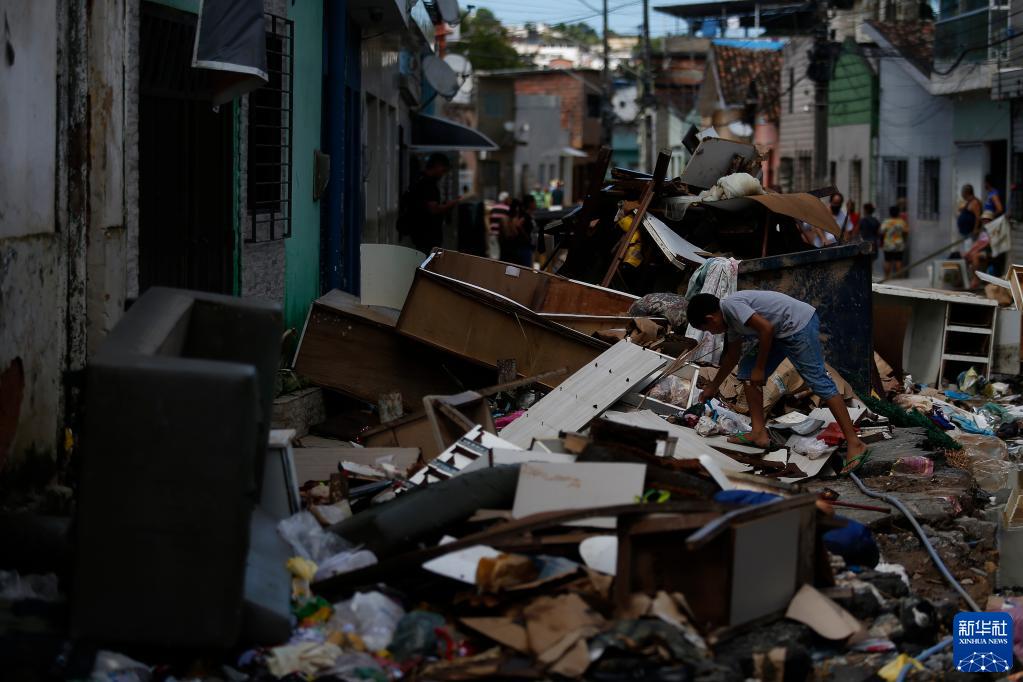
[468,0,685,38]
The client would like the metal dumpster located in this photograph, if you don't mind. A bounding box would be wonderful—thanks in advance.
[737,241,873,394]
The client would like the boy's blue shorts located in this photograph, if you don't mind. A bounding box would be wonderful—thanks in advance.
[736,312,839,401]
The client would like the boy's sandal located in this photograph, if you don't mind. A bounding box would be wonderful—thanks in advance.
[727,432,772,452]
[839,449,872,476]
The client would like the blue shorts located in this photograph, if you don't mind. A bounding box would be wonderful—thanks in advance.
[736,313,839,401]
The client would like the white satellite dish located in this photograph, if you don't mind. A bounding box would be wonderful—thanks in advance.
[437,0,461,25]
[443,53,472,79]
[423,54,460,99]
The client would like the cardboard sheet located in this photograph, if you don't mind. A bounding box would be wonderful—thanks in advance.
[460,448,577,475]
[512,462,646,528]
[461,617,529,654]
[422,536,500,584]
[785,584,863,640]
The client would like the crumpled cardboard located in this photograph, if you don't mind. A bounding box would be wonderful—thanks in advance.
[524,593,605,672]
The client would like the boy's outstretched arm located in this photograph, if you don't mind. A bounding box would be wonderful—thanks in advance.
[700,339,741,402]
[746,313,775,386]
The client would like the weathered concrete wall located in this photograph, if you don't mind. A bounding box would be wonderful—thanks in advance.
[0,0,91,467]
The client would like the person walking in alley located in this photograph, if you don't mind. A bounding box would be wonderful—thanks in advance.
[487,191,511,260]
[879,206,908,279]
[690,291,870,475]
[500,196,535,267]
[984,175,1004,218]
[858,203,881,259]
[829,192,852,241]
[404,153,460,253]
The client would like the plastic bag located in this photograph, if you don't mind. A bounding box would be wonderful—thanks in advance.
[647,375,691,406]
[957,433,1013,491]
[695,415,720,437]
[891,456,934,477]
[389,610,446,661]
[708,399,751,435]
[278,511,350,563]
[790,436,831,460]
[329,591,405,652]
[314,549,378,582]
[958,367,979,393]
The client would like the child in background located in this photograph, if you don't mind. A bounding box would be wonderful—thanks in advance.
[879,206,908,279]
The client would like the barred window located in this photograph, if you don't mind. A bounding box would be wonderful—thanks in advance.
[918,158,941,220]
[247,13,294,242]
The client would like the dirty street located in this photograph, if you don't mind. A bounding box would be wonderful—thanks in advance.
[5,0,1023,680]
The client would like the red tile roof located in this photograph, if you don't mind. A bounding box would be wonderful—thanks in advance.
[866,20,935,76]
[713,44,782,122]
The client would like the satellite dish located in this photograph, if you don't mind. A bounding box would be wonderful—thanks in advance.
[423,54,459,99]
[437,0,461,25]
[443,54,473,102]
[444,53,472,79]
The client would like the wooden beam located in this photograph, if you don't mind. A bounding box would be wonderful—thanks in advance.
[601,148,671,287]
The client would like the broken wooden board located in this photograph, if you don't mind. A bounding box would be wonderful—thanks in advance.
[600,409,756,473]
[407,425,521,486]
[397,263,611,388]
[293,290,477,411]
[679,137,759,190]
[644,214,709,270]
[511,462,646,529]
[360,410,444,461]
[497,341,667,448]
[424,249,637,317]
[291,446,421,484]
[360,244,427,310]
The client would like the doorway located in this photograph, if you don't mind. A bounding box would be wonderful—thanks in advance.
[138,2,235,295]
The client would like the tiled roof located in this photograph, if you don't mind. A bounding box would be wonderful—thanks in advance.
[865,20,935,76]
[713,44,782,123]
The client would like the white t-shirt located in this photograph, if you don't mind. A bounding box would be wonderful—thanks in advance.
[719,290,816,342]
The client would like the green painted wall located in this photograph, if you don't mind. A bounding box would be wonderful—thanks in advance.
[828,45,876,128]
[953,93,1010,142]
[284,1,324,329]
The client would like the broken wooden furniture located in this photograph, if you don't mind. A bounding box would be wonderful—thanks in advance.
[614,494,820,633]
[872,283,1001,386]
[362,368,568,460]
[294,289,484,411]
[397,252,627,385]
[73,287,290,647]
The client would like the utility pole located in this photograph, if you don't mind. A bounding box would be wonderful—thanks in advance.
[602,0,612,148]
[642,0,653,172]
[807,0,833,189]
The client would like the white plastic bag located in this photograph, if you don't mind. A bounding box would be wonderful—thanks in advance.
[790,436,831,460]
[330,591,406,652]
[314,549,379,581]
[277,511,349,563]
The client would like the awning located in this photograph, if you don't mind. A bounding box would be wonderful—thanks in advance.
[705,192,843,238]
[192,0,268,105]
[560,147,590,158]
[410,114,498,152]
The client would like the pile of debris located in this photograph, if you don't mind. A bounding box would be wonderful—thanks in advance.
[6,143,1023,681]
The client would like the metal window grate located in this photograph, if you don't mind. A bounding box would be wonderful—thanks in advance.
[918,158,941,221]
[247,12,294,242]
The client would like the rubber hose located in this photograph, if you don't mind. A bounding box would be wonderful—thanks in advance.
[894,636,953,682]
[849,473,980,611]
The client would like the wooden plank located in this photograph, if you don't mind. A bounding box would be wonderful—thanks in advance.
[396,269,609,388]
[601,149,671,287]
[291,446,421,483]
[293,290,471,410]
[497,341,667,448]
